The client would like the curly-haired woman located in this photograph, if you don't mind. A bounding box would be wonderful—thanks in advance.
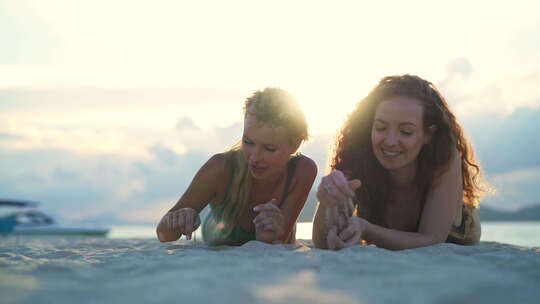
[313,75,484,250]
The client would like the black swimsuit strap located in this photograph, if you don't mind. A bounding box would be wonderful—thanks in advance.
[280,154,301,202]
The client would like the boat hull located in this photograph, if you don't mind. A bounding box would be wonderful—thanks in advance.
[12,226,109,236]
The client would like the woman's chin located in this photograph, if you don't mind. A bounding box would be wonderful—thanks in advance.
[249,169,267,180]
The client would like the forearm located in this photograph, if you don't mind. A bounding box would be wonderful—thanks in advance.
[254,195,309,245]
[312,202,331,249]
[255,214,298,244]
[255,229,283,244]
[362,220,444,250]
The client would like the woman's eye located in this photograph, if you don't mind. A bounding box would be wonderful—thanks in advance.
[400,130,413,136]
[242,139,253,145]
[375,126,386,132]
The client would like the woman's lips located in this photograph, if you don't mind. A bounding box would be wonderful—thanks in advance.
[250,164,266,174]
[381,149,402,158]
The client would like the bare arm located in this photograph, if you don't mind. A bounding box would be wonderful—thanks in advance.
[312,170,361,249]
[361,151,462,250]
[255,156,317,243]
[156,154,225,242]
[312,201,332,248]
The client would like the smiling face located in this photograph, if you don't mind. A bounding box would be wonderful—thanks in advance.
[242,114,297,180]
[371,96,431,176]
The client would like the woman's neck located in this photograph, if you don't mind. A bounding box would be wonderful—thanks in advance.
[389,162,417,191]
[251,168,286,191]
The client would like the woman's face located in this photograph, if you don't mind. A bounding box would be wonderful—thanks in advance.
[242,114,297,180]
[371,96,430,175]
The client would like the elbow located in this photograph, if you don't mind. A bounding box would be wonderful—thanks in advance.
[423,233,447,247]
[434,236,447,245]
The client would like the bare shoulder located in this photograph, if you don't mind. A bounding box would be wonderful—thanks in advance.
[292,154,318,183]
[169,153,229,212]
[198,153,228,181]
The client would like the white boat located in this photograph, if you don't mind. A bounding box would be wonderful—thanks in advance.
[0,199,109,236]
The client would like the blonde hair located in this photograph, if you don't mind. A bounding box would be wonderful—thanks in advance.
[203,145,250,245]
[244,87,308,143]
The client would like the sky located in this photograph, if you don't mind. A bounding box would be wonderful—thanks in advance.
[1,0,540,223]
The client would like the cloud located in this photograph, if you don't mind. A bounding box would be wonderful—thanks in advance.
[440,57,473,87]
[5,84,540,221]
[0,4,55,65]
[437,57,540,118]
[1,62,540,222]
[461,107,540,175]
[0,111,334,224]
[0,86,243,111]
[493,167,540,185]
[0,132,22,141]
[4,0,538,94]
[0,124,156,160]
[507,21,540,60]
[176,116,200,130]
[0,99,251,223]
[2,103,540,223]
[0,145,210,223]
[0,86,249,160]
[170,122,243,155]
[483,167,540,211]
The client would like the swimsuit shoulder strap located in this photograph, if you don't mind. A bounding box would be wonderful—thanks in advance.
[280,154,301,202]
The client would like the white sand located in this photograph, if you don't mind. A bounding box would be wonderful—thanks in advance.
[1,238,539,304]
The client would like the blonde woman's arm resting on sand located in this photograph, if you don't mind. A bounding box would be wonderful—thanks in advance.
[156,154,225,242]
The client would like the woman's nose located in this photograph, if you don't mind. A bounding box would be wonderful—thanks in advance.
[384,131,398,146]
[249,148,262,162]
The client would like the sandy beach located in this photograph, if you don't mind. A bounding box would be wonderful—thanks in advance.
[1,238,539,304]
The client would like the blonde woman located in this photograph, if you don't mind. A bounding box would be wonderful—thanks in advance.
[157,88,317,245]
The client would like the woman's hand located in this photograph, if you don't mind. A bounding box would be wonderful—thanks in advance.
[160,208,201,240]
[327,216,366,250]
[317,170,361,208]
[253,199,285,243]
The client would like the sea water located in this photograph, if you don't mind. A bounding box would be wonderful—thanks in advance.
[110,221,540,247]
